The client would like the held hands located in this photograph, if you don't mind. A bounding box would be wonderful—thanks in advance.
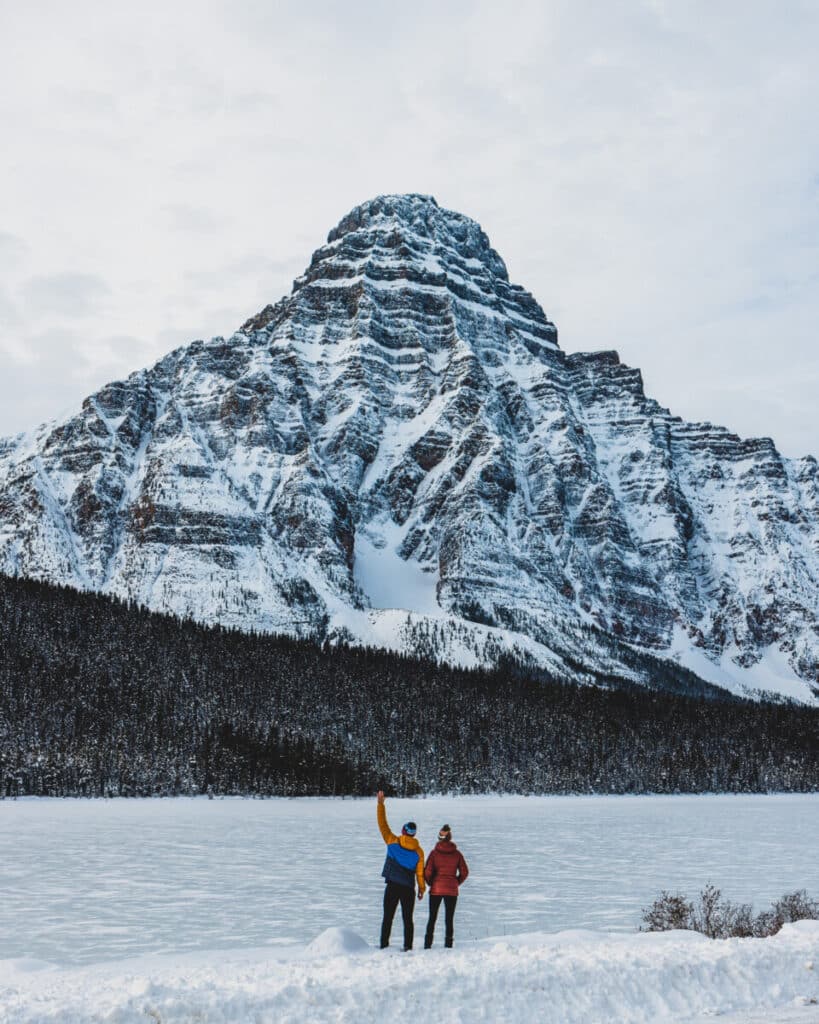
[417,889,424,901]
[377,790,385,805]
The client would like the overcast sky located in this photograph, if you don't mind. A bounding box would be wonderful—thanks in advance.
[1,0,817,457]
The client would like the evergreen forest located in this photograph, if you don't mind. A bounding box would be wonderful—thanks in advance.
[0,574,816,797]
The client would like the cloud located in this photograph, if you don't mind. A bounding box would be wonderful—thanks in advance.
[0,286,21,335]
[0,328,154,436]
[0,231,29,271]
[162,204,226,234]
[0,1,816,457]
[20,273,111,318]
[184,253,303,291]
[0,328,98,433]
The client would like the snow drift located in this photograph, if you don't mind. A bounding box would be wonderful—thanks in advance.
[1,923,817,1023]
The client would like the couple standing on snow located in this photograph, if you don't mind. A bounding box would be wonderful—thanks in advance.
[376,790,469,951]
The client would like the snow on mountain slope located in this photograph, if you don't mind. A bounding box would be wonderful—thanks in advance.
[0,194,816,701]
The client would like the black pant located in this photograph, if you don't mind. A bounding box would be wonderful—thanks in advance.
[425,893,458,948]
[380,882,415,949]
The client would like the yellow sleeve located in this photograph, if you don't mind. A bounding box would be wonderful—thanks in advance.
[377,802,398,845]
[416,847,426,894]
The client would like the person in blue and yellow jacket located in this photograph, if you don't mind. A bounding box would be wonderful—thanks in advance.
[377,790,425,950]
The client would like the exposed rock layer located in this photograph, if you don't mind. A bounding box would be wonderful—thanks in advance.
[0,194,816,701]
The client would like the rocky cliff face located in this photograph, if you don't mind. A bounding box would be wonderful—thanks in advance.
[0,194,816,701]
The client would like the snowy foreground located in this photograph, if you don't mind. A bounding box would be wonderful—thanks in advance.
[1,922,818,1023]
[3,796,818,1021]
[4,795,819,966]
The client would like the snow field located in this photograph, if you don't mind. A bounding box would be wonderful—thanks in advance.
[1,923,817,1023]
[2,795,819,968]
[3,795,818,1020]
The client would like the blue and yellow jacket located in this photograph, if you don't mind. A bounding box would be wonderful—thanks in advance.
[378,802,425,894]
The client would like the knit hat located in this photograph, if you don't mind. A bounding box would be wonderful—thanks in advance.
[402,821,417,836]
[438,823,452,840]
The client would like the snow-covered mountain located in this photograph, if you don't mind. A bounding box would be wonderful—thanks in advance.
[0,194,816,701]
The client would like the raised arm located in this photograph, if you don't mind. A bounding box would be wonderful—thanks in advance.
[376,790,398,844]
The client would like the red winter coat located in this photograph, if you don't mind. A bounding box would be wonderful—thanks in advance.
[424,840,469,896]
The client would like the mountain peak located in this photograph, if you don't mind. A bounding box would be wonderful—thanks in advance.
[253,193,562,354]
[239,193,555,346]
[321,192,510,283]
[327,193,440,240]
[1,196,816,704]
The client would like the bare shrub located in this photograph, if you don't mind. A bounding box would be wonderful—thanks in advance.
[689,884,755,939]
[765,890,819,935]
[641,885,818,939]
[720,900,755,939]
[640,892,694,932]
[753,910,778,938]
[750,890,819,937]
[690,883,723,938]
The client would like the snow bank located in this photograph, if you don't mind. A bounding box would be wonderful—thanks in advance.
[1,922,817,1024]
[306,926,370,955]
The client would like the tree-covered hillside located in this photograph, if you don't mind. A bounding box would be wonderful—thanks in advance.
[0,574,816,796]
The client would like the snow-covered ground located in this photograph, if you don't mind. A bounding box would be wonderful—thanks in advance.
[1,923,817,1023]
[2,795,817,967]
[1,795,817,1021]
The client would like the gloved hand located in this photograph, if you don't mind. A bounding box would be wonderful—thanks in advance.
[417,890,424,901]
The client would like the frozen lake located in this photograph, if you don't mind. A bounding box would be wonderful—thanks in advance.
[1,794,817,966]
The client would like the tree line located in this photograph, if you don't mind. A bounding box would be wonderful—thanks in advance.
[0,574,816,797]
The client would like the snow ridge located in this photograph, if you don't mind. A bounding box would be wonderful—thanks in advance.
[0,194,816,702]
[2,923,818,1024]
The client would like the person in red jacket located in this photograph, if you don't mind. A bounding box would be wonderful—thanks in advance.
[423,823,469,948]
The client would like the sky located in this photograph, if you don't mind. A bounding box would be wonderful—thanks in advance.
[0,0,817,457]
